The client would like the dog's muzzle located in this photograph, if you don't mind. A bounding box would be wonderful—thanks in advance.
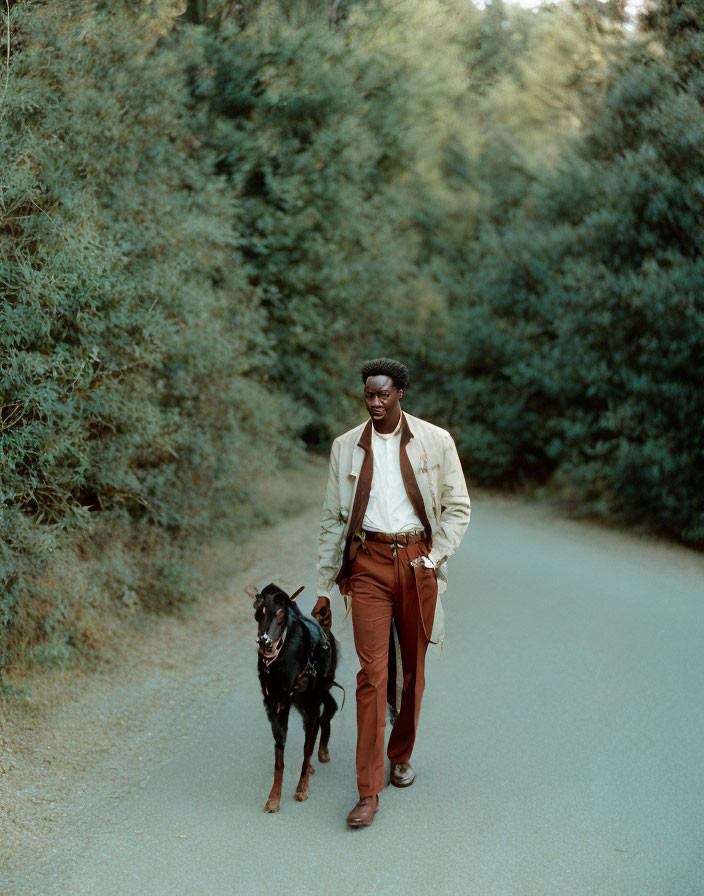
[258,632,285,662]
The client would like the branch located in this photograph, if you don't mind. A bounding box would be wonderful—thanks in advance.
[0,1,9,113]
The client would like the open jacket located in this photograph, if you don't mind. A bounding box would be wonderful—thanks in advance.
[316,410,471,647]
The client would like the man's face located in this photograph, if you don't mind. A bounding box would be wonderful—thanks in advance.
[363,374,403,426]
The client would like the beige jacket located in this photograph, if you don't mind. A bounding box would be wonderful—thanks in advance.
[316,410,471,645]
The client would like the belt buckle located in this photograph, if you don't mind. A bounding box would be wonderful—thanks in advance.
[391,533,398,557]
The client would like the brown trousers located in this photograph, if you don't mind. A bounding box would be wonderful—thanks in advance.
[350,537,438,798]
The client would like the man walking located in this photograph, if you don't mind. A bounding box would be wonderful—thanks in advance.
[313,358,470,828]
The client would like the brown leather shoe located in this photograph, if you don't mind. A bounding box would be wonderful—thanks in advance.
[346,795,379,828]
[390,761,415,788]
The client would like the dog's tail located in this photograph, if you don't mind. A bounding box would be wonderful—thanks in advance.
[330,680,346,711]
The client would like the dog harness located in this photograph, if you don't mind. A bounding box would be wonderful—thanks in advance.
[259,588,345,707]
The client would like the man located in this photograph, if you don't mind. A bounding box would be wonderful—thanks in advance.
[313,358,471,828]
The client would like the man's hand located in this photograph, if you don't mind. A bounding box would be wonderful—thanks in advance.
[411,555,435,569]
[312,595,332,629]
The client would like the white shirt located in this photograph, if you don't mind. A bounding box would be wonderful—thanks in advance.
[362,412,424,535]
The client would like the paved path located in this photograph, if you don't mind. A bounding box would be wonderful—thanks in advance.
[15,496,704,895]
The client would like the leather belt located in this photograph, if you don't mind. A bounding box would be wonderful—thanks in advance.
[360,529,429,557]
[362,529,426,546]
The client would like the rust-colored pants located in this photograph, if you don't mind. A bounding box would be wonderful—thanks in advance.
[350,538,437,798]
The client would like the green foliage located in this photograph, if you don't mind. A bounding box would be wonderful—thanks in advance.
[191,4,439,441]
[0,0,296,669]
[1,0,702,676]
[409,2,704,543]
[205,0,704,544]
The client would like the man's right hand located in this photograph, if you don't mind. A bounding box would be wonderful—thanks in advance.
[312,595,332,630]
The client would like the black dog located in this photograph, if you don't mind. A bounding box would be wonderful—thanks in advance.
[251,583,342,813]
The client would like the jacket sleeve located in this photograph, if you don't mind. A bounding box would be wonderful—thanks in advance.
[316,438,345,597]
[428,432,471,570]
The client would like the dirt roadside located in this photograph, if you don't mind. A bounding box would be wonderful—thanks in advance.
[0,462,328,886]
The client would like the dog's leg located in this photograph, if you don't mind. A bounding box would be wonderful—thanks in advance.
[265,701,290,813]
[295,708,320,802]
[318,691,338,763]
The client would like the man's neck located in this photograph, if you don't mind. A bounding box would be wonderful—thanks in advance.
[372,407,402,435]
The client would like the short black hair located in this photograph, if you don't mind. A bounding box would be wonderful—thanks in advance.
[361,358,409,392]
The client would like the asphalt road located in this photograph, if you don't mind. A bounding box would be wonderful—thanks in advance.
[20,496,704,895]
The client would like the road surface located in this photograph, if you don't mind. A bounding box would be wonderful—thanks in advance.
[6,493,704,895]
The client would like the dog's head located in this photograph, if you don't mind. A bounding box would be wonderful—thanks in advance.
[249,583,292,660]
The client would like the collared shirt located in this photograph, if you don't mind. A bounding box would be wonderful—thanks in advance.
[362,412,424,535]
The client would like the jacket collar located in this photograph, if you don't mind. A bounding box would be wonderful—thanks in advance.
[357,410,413,450]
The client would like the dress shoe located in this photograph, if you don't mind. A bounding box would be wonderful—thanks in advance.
[346,795,379,828]
[390,760,415,787]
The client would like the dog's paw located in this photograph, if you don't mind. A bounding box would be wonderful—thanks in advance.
[318,746,330,763]
[294,790,309,802]
[264,798,281,813]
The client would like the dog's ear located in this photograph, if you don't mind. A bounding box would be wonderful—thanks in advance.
[244,584,260,608]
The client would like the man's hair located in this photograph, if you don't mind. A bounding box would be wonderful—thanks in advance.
[361,358,409,392]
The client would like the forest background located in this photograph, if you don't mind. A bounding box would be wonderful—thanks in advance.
[0,0,701,675]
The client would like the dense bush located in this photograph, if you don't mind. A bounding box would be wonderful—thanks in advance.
[0,1,295,669]
[408,1,704,543]
[190,0,473,442]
